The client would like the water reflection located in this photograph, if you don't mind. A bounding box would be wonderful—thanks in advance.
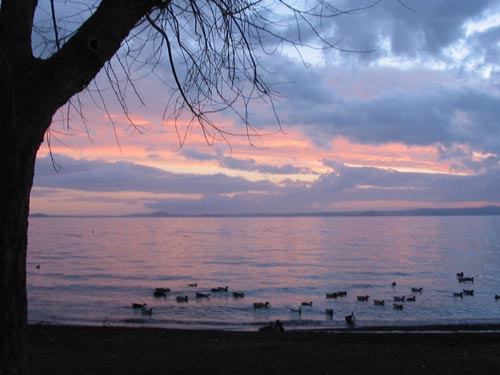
[27,216,500,330]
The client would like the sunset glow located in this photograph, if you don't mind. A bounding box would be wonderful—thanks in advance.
[32,1,500,216]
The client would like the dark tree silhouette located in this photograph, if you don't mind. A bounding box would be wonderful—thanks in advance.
[0,1,380,373]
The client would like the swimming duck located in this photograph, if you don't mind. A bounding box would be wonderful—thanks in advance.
[326,292,339,299]
[357,295,369,301]
[232,292,245,298]
[458,276,474,283]
[406,296,416,302]
[373,299,385,306]
[211,286,229,292]
[290,307,302,314]
[195,292,210,298]
[336,291,348,297]
[453,292,464,298]
[391,282,397,287]
[301,301,313,306]
[393,303,404,310]
[393,296,405,302]
[463,289,474,296]
[154,288,170,297]
[411,287,423,293]
[253,302,270,309]
[141,307,153,315]
[188,283,198,287]
[154,290,166,297]
[132,303,147,309]
[345,312,355,324]
[176,295,188,302]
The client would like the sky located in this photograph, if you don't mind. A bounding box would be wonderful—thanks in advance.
[31,0,500,216]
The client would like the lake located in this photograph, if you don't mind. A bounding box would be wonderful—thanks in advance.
[27,215,500,331]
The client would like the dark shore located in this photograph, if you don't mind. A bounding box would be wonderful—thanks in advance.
[26,323,500,374]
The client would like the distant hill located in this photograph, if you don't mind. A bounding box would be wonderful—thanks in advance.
[119,205,500,217]
[29,205,500,218]
[128,211,181,218]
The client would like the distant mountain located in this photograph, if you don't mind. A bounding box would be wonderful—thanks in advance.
[29,205,500,218]
[128,211,181,218]
[132,205,500,217]
[370,205,500,217]
[29,213,50,217]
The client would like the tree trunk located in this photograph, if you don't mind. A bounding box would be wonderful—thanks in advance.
[0,80,48,375]
[0,2,161,373]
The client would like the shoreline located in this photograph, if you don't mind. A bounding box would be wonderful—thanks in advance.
[28,320,500,333]
[27,323,500,374]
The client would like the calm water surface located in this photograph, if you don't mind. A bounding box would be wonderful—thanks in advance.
[27,216,500,331]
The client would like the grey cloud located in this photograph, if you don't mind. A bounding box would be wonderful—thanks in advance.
[181,149,219,161]
[322,0,497,62]
[181,147,314,175]
[143,161,500,214]
[220,156,311,175]
[317,160,500,204]
[279,83,500,155]
[34,155,276,195]
[464,25,500,78]
[33,155,500,214]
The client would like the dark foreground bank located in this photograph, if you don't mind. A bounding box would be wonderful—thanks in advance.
[27,324,500,375]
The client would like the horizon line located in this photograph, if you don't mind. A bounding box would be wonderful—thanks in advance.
[29,205,500,218]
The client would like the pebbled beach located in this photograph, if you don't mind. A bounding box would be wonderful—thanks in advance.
[27,324,500,375]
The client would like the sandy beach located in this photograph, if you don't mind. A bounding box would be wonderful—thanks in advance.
[26,323,500,374]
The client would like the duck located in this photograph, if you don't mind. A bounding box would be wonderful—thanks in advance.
[290,307,302,314]
[188,283,198,287]
[393,296,405,302]
[357,295,369,301]
[259,320,285,332]
[391,281,397,287]
[153,288,170,297]
[36,264,40,270]
[176,295,188,302]
[458,276,474,283]
[326,292,339,299]
[301,301,313,306]
[253,302,270,309]
[495,294,500,300]
[406,295,416,302]
[336,291,348,297]
[195,292,210,298]
[325,308,334,317]
[373,299,385,306]
[232,292,245,298]
[453,292,464,298]
[411,287,423,293]
[463,289,474,296]
[141,307,153,315]
[211,286,229,292]
[132,303,147,309]
[153,290,166,297]
[393,303,404,310]
[345,312,355,325]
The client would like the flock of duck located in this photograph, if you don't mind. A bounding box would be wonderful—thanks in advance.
[132,284,246,316]
[131,272,500,331]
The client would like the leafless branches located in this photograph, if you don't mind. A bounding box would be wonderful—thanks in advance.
[38,0,383,150]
